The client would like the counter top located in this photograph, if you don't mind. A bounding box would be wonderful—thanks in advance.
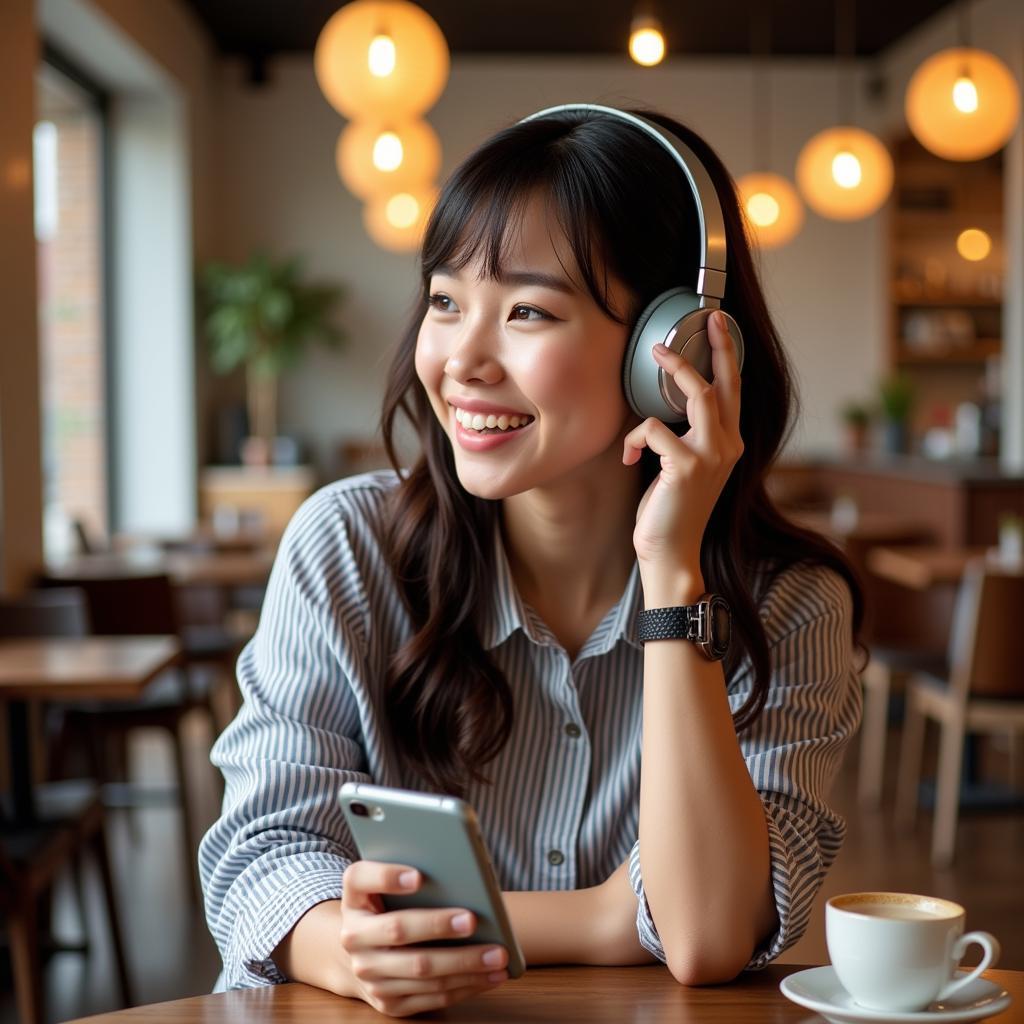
[793,453,1024,485]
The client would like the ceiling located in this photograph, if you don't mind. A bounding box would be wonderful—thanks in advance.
[182,0,960,66]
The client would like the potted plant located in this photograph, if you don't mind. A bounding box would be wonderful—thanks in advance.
[877,374,914,455]
[839,400,872,455]
[200,252,346,465]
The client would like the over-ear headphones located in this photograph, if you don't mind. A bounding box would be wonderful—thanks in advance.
[518,104,745,427]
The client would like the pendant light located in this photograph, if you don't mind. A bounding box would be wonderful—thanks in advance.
[735,2,804,248]
[336,118,442,199]
[905,0,1020,161]
[796,0,893,221]
[314,1,450,120]
[363,184,437,252]
[629,5,666,67]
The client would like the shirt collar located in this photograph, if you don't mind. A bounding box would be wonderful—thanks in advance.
[478,517,643,655]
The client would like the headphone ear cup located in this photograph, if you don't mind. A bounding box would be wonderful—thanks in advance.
[622,287,700,423]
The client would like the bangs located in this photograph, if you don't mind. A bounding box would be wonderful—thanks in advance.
[419,121,633,324]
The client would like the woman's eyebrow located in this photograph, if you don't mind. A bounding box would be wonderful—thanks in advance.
[433,263,577,295]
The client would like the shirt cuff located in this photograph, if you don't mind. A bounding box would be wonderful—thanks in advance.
[627,840,666,963]
[223,856,349,988]
[744,800,830,970]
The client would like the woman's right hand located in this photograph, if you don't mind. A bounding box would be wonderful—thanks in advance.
[336,860,510,1017]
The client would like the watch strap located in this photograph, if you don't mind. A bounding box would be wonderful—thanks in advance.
[636,604,703,644]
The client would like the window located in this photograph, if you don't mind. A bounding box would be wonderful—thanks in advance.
[34,55,110,559]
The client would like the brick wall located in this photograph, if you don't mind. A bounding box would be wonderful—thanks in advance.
[37,105,108,546]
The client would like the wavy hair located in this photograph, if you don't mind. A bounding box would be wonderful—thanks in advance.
[379,107,865,796]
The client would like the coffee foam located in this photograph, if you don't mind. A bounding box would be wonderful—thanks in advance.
[829,892,961,920]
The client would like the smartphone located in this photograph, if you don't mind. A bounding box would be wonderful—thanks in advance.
[338,782,526,978]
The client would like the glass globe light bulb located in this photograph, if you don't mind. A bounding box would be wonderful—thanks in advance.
[368,34,396,77]
[832,150,862,189]
[952,74,979,113]
[747,191,781,227]
[372,131,404,172]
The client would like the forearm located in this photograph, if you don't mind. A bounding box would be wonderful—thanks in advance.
[504,870,656,967]
[272,899,355,996]
[639,577,777,984]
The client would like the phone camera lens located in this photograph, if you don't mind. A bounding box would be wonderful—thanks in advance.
[350,801,368,817]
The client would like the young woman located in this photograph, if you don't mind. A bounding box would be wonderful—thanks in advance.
[199,105,864,1017]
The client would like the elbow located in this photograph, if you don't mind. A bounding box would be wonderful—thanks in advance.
[663,942,751,987]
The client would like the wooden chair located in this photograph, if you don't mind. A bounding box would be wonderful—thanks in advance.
[895,561,1024,866]
[37,573,226,902]
[0,589,133,1024]
[857,646,947,808]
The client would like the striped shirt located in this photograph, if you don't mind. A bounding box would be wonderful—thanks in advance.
[199,469,861,990]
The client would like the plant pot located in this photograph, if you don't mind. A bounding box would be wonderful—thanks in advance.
[843,423,870,456]
[882,418,909,455]
[240,435,273,467]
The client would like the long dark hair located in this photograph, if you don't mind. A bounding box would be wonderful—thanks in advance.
[380,107,865,796]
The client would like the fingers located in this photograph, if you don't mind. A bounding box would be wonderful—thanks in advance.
[651,342,719,442]
[342,861,420,912]
[343,906,479,952]
[707,309,742,431]
[368,980,504,1018]
[623,416,698,472]
[351,943,508,982]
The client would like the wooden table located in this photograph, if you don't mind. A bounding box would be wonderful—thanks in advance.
[63,964,1024,1022]
[790,509,932,548]
[0,636,182,823]
[867,545,1023,590]
[44,549,275,589]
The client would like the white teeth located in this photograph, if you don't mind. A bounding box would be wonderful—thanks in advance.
[453,406,532,433]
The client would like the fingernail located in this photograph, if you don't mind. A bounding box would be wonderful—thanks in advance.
[487,970,508,983]
[652,342,669,354]
[714,310,728,330]
[482,947,505,967]
[399,870,418,889]
[452,912,473,933]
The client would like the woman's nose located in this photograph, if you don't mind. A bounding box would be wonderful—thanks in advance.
[444,323,503,385]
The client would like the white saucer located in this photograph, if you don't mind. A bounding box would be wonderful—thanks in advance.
[779,966,1012,1023]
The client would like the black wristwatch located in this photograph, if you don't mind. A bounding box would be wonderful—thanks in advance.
[636,593,732,661]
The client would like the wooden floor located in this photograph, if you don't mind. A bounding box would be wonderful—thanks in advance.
[1,713,1022,1023]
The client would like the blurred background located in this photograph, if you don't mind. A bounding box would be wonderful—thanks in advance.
[1,1,1022,1021]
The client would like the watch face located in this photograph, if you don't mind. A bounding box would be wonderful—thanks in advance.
[709,597,731,660]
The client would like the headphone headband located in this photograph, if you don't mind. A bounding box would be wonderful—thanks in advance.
[517,103,727,303]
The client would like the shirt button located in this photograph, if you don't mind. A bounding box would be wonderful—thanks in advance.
[564,723,582,739]
[547,849,565,866]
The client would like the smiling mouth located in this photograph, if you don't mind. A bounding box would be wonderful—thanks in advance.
[453,407,535,435]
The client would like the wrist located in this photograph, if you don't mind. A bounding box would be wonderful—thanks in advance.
[639,567,706,608]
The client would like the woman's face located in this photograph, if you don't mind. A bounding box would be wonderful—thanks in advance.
[415,193,639,501]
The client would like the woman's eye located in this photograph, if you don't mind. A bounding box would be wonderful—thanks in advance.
[509,304,550,322]
[427,292,457,313]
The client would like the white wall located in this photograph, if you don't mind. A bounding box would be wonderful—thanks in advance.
[217,53,893,472]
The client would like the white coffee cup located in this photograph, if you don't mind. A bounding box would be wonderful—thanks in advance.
[826,892,1000,1012]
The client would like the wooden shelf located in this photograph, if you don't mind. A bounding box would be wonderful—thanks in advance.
[891,288,1002,307]
[894,339,1002,366]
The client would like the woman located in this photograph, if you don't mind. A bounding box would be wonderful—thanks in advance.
[199,106,864,1017]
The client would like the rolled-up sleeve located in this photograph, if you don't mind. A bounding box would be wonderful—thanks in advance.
[198,492,375,989]
[628,564,861,969]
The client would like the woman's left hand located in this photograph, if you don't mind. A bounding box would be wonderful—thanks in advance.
[623,309,744,599]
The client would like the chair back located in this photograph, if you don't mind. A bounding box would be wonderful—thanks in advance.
[0,588,91,638]
[39,574,179,636]
[947,561,1024,699]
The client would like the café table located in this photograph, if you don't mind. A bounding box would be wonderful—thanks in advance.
[867,544,1020,590]
[43,548,276,590]
[0,635,182,823]
[62,964,1024,1022]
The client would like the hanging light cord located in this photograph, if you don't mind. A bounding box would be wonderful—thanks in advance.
[836,0,857,126]
[751,0,773,171]
[957,0,972,49]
